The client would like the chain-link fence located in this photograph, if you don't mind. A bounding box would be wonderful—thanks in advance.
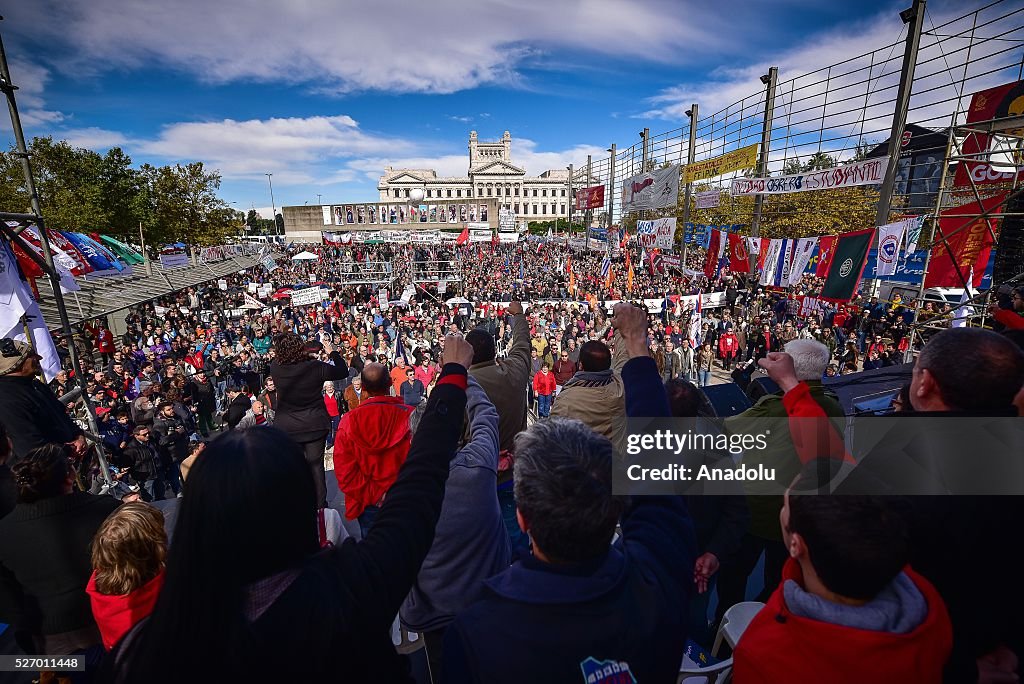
[573,0,1024,238]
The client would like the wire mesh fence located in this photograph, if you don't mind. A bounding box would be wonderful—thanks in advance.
[572,0,1024,239]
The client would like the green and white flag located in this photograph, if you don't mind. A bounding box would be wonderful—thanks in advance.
[820,228,874,302]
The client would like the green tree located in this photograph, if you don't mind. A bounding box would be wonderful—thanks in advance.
[141,162,235,246]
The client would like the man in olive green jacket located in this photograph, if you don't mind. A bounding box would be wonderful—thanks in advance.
[466,301,532,551]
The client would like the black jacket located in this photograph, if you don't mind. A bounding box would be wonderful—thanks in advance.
[269,352,350,443]
[0,375,83,463]
[0,492,120,636]
[107,367,468,682]
[153,414,189,462]
[0,466,16,519]
[121,437,159,481]
[186,376,216,414]
[223,394,252,430]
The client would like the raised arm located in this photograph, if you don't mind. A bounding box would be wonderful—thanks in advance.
[315,344,350,382]
[454,378,499,469]
[503,302,531,381]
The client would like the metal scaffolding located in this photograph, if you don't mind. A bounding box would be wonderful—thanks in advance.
[411,260,462,283]
[334,260,395,285]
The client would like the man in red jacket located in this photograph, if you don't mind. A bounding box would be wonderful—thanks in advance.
[333,363,413,538]
[733,462,952,683]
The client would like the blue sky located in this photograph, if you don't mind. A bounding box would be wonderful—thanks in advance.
[0,0,995,219]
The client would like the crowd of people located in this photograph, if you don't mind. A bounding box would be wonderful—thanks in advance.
[0,236,1022,683]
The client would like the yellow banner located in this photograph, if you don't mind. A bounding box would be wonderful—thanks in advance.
[683,143,759,184]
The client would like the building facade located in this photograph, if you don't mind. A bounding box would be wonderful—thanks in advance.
[379,131,594,221]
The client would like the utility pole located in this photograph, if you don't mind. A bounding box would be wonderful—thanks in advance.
[585,155,593,250]
[751,67,778,274]
[607,143,617,257]
[266,173,278,235]
[681,104,698,269]
[567,163,573,238]
[316,193,322,205]
[874,0,927,228]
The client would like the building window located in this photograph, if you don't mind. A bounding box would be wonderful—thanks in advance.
[542,204,547,214]
[393,189,400,198]
[447,189,452,198]
[514,203,520,213]
[505,187,511,197]
[532,189,538,197]
[487,186,492,197]
[533,204,538,214]
[404,189,410,197]
[541,188,547,197]
[561,188,566,197]
[514,186,520,196]
[560,204,566,215]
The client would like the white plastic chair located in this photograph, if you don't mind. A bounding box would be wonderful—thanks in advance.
[711,601,765,657]
[678,657,733,684]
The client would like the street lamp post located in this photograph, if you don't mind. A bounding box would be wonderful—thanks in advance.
[265,173,278,235]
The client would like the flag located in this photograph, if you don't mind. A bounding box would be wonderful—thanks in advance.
[395,332,409,364]
[820,228,875,302]
[0,240,60,380]
[727,233,750,272]
[600,255,611,280]
[606,266,615,289]
[519,260,525,281]
[626,251,635,293]
[569,269,576,295]
[951,267,975,328]
[456,226,469,245]
[875,219,908,277]
[565,256,572,275]
[788,237,818,286]
[905,215,925,252]
[704,229,725,278]
[759,239,786,286]
[688,292,703,348]
[814,236,837,277]
[924,194,1002,289]
[755,237,770,273]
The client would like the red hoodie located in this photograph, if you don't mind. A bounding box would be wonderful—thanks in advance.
[86,569,165,650]
[733,559,951,683]
[332,396,413,519]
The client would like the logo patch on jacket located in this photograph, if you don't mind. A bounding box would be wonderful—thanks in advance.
[579,657,636,683]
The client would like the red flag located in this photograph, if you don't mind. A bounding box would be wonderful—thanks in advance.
[815,235,837,278]
[924,193,1003,288]
[704,229,723,279]
[456,226,469,245]
[756,237,770,273]
[727,233,750,273]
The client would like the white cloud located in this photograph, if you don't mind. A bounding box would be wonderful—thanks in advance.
[3,59,64,128]
[131,115,413,183]
[8,0,726,95]
[60,127,130,150]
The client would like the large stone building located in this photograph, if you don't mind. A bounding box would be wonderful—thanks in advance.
[378,131,593,220]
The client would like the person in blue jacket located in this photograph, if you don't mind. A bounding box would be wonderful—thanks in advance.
[441,303,697,684]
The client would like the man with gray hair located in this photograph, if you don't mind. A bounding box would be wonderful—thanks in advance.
[717,337,843,625]
[442,303,697,683]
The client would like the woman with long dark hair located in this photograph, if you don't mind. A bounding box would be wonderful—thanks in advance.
[104,336,473,682]
[268,331,349,506]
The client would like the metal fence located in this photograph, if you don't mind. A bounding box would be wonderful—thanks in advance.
[573,0,1024,237]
